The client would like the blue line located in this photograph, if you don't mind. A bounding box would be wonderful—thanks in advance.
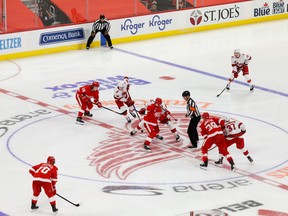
[114,48,288,97]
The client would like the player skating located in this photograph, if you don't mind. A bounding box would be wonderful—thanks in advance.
[199,112,236,171]
[113,77,137,123]
[29,156,58,213]
[130,98,163,152]
[75,82,102,124]
[226,49,254,92]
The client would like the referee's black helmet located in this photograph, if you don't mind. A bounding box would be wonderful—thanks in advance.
[182,90,190,97]
[100,14,105,19]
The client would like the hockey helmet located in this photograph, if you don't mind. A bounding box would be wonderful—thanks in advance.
[91,81,99,88]
[234,49,240,54]
[155,97,162,106]
[202,112,210,119]
[182,90,190,97]
[47,156,55,165]
[99,14,105,19]
[118,81,126,89]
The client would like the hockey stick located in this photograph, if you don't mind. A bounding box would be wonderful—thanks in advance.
[127,90,141,122]
[102,106,126,115]
[56,193,80,207]
[216,77,235,97]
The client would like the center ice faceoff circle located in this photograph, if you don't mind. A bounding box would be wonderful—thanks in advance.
[6,107,288,185]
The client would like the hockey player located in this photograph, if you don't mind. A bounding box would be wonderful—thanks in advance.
[29,156,58,213]
[158,103,180,141]
[199,112,236,171]
[130,98,163,152]
[113,77,136,123]
[226,49,254,92]
[75,81,102,124]
[214,117,253,165]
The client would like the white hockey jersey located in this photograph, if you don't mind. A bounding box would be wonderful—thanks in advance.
[113,80,129,102]
[231,53,252,72]
[223,120,246,140]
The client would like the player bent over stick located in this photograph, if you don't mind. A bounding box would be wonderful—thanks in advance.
[226,49,254,92]
[211,116,253,166]
[130,98,164,152]
[199,112,236,171]
[113,77,137,123]
[131,101,181,141]
[29,156,58,213]
[75,82,102,124]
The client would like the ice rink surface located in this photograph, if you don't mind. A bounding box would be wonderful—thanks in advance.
[0,19,287,216]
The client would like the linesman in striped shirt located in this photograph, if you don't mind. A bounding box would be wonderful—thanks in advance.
[182,90,201,148]
[86,14,113,49]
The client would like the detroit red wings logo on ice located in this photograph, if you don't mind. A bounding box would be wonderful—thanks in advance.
[87,112,197,180]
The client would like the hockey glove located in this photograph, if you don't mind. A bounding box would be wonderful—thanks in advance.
[233,71,239,78]
[138,108,146,115]
[95,101,102,108]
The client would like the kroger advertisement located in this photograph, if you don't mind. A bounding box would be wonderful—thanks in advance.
[0,0,287,58]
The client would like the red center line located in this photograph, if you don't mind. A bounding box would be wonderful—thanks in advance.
[1,87,288,190]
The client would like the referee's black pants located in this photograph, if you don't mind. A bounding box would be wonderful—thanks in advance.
[187,116,201,147]
[86,30,113,48]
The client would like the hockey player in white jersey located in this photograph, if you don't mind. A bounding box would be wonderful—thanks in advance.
[214,117,254,166]
[226,49,254,92]
[113,77,136,123]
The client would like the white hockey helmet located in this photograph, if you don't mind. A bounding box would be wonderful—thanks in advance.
[234,49,240,54]
[118,81,126,89]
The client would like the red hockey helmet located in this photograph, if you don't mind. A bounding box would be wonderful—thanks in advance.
[202,112,210,119]
[91,81,99,88]
[47,156,55,165]
[155,98,162,106]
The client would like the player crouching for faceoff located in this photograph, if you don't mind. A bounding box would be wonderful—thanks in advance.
[29,156,58,213]
[227,49,254,92]
[75,81,102,124]
[158,103,181,141]
[199,112,236,171]
[130,98,163,152]
[212,116,253,165]
[113,76,136,123]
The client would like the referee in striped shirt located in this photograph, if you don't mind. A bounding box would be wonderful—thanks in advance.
[86,14,113,49]
[182,90,201,148]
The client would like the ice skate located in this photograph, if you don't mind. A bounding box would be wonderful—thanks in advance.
[129,111,136,118]
[76,117,84,125]
[200,161,208,170]
[51,204,58,213]
[230,161,236,172]
[250,85,254,92]
[126,116,131,123]
[31,202,39,211]
[156,135,163,140]
[214,157,223,167]
[143,144,152,152]
[247,156,253,163]
[226,84,230,91]
[175,134,180,141]
[84,111,93,117]
[130,129,137,136]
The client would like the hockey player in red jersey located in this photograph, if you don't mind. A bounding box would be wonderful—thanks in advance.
[29,156,58,213]
[214,117,253,165]
[226,49,254,92]
[158,103,180,141]
[199,112,236,171]
[130,98,163,151]
[113,77,136,123]
[75,81,102,124]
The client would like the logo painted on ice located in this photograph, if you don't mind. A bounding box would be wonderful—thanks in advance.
[190,10,203,26]
[120,19,145,35]
[87,112,220,180]
[148,15,172,31]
